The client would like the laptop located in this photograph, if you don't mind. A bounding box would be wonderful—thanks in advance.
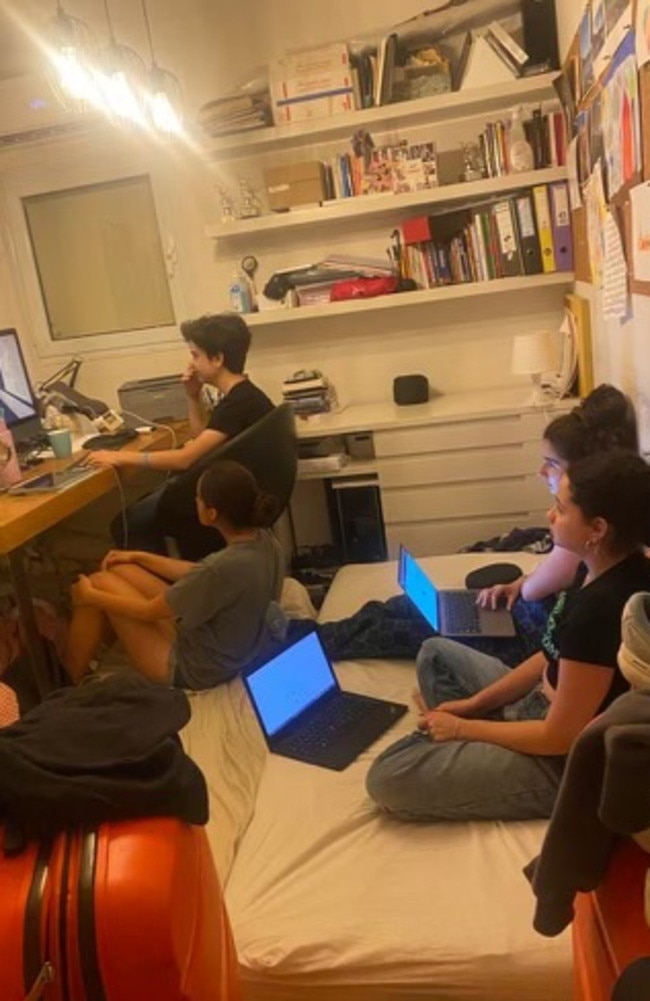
[397,545,516,638]
[242,630,407,771]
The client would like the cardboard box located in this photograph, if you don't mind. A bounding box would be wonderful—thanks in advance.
[264,162,326,211]
[270,42,354,125]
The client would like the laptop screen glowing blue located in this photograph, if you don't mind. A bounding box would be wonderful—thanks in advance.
[398,546,440,631]
[245,631,337,737]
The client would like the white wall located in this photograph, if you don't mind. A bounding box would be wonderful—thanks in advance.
[0,0,572,411]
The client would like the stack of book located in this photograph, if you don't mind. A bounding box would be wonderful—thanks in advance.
[397,182,573,288]
[282,370,339,416]
[197,91,272,137]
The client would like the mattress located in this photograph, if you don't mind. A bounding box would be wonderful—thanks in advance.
[224,553,573,1001]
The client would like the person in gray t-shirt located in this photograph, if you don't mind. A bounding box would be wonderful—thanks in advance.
[64,460,285,689]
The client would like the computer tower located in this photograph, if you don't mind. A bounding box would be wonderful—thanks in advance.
[327,479,387,564]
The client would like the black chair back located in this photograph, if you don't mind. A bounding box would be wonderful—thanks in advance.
[155,403,297,560]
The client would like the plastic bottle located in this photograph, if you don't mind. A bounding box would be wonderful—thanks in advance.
[228,265,252,314]
[0,407,23,487]
[507,106,534,173]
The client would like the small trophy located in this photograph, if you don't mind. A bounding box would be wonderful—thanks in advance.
[237,178,262,219]
[460,142,485,182]
[216,184,235,224]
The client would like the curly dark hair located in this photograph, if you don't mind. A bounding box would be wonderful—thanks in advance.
[544,384,638,462]
[181,313,251,372]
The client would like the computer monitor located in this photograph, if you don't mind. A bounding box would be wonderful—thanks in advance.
[0,329,43,446]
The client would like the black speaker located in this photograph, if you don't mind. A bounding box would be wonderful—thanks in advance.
[522,0,560,72]
[393,374,429,406]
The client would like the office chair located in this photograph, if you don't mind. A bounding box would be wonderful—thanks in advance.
[155,403,298,560]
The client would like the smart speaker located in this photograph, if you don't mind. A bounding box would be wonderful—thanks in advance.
[393,375,429,406]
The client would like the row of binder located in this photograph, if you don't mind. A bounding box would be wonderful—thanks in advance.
[398,182,573,288]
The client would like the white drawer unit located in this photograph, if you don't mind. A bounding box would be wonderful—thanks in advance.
[375,410,556,558]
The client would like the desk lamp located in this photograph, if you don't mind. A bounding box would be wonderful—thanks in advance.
[511,330,559,405]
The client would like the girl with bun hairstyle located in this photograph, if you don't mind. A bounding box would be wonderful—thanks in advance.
[65,460,284,689]
[478,384,638,615]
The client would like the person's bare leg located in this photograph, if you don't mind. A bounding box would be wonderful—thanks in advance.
[64,577,113,683]
[89,570,175,684]
[108,563,170,599]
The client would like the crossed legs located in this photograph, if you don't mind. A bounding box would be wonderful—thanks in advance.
[64,564,176,685]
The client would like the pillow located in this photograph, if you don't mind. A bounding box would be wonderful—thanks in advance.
[280,577,317,620]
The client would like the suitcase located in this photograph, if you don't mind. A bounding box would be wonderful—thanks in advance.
[0,817,242,1001]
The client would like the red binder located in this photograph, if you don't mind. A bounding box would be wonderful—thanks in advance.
[549,181,574,272]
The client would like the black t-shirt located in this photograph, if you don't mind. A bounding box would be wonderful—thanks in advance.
[207,379,273,438]
[541,551,650,712]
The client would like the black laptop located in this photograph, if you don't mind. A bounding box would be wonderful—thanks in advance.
[398,545,516,638]
[242,630,407,771]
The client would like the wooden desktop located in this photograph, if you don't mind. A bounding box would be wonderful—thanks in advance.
[0,429,171,695]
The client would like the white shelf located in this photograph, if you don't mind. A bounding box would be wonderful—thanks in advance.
[206,167,568,242]
[245,272,573,329]
[202,73,560,159]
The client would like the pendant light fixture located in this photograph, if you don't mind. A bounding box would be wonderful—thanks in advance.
[92,0,147,126]
[140,0,184,135]
[44,2,96,111]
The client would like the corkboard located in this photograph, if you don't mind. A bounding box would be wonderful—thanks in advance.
[642,63,650,181]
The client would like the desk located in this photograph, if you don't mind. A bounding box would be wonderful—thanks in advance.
[292,387,574,560]
[0,429,170,696]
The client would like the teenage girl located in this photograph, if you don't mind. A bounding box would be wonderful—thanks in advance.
[64,460,284,688]
[366,450,650,822]
[478,383,638,613]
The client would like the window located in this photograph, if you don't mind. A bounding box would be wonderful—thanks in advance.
[23,175,175,340]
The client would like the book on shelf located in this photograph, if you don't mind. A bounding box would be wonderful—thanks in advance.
[486,21,529,73]
[459,31,518,91]
[491,200,524,277]
[512,192,544,275]
[548,181,573,272]
[532,185,557,273]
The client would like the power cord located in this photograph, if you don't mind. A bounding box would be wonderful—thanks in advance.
[119,408,179,450]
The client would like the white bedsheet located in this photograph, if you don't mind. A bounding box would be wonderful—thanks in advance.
[225,554,573,1001]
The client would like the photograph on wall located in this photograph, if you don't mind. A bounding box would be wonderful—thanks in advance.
[636,0,650,66]
[605,0,634,57]
[592,0,608,72]
[629,181,650,283]
[601,30,641,199]
[579,4,595,95]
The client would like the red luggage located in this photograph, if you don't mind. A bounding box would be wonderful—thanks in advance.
[0,817,241,1001]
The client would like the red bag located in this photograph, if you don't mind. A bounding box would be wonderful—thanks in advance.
[330,276,399,301]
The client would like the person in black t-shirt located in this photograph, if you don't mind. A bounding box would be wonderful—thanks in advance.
[89,314,273,552]
[367,451,650,822]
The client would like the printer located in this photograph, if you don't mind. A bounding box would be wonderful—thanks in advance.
[118,375,188,423]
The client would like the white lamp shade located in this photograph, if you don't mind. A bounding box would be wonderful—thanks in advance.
[511,330,558,376]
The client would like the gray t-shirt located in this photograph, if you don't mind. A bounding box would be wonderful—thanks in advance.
[167,530,284,690]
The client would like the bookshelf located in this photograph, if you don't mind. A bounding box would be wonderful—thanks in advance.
[202,73,560,159]
[244,273,573,330]
[206,166,568,242]
[204,71,571,330]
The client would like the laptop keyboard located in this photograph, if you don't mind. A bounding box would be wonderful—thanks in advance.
[283,697,370,753]
[444,591,481,635]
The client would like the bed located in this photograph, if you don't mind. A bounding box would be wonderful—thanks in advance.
[182,553,573,1001]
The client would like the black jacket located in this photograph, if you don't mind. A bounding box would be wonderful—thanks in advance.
[0,673,207,850]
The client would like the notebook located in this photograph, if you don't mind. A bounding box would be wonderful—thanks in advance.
[398,545,516,638]
[243,630,407,771]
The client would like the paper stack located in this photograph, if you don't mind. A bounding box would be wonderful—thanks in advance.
[282,369,338,416]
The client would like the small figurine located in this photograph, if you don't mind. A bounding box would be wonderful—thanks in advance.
[216,184,235,224]
[237,178,262,219]
[460,141,485,182]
